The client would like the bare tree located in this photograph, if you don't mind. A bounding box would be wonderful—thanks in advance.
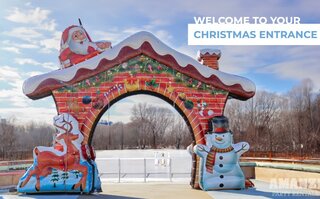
[226,79,320,158]
[166,118,190,149]
[131,103,151,149]
[0,118,16,159]
[131,103,173,148]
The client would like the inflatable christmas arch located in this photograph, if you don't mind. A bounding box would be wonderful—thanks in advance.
[18,24,255,193]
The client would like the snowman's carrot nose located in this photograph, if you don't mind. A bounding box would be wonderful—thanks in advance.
[216,137,223,141]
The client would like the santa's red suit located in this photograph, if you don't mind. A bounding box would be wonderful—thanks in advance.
[59,25,111,68]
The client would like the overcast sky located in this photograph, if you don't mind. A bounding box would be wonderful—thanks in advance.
[0,0,319,124]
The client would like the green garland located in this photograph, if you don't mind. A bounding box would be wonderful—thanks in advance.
[57,55,227,95]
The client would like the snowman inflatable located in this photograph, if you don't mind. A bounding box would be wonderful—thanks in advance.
[193,116,249,190]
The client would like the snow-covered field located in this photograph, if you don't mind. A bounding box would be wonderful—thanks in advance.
[95,149,192,182]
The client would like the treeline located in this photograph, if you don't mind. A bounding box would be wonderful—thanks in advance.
[92,103,192,150]
[0,121,54,160]
[225,79,320,157]
[0,79,319,160]
[0,104,192,160]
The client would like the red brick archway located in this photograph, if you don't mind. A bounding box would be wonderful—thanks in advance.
[51,54,229,146]
[50,54,228,188]
[23,32,255,189]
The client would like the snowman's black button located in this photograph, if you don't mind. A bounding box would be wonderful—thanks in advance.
[219,164,223,167]
[220,175,224,178]
[219,156,223,160]
[219,183,224,187]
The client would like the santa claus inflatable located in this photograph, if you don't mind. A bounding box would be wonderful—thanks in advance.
[59,25,111,68]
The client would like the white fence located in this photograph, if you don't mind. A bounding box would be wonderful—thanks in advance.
[96,157,191,183]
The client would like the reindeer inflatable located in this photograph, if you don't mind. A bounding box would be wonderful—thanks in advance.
[17,113,101,193]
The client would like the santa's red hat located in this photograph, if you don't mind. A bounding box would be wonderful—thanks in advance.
[60,25,93,51]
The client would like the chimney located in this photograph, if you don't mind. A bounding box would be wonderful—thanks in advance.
[197,49,221,70]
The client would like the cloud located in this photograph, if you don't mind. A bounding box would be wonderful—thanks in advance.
[269,61,319,80]
[0,66,21,80]
[94,30,127,44]
[93,25,173,46]
[3,27,43,41]
[0,65,55,109]
[1,47,21,54]
[5,7,51,25]
[0,40,39,55]
[39,31,61,53]
[99,95,181,124]
[175,44,320,92]
[39,19,57,32]
[0,106,56,124]
[0,88,29,107]
[25,71,44,77]
[14,58,39,65]
[0,66,29,107]
[217,46,269,74]
[3,4,58,54]
[123,27,173,45]
[153,30,173,45]
[175,45,198,60]
[126,0,320,23]
[124,95,174,108]
[3,29,60,54]
[14,58,58,70]
[257,46,320,90]
[175,45,266,74]
[2,40,39,49]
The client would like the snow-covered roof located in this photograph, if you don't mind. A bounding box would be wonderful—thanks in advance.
[22,31,255,100]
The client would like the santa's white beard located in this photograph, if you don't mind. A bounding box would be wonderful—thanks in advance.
[69,39,97,55]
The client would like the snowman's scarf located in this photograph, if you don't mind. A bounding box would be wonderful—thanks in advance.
[206,146,234,174]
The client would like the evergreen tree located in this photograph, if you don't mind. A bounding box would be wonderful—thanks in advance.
[61,172,69,184]
[72,170,81,179]
[50,169,59,187]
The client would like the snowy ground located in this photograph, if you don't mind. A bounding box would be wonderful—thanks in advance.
[96,149,320,198]
[2,180,320,199]
[1,149,320,198]
[95,149,192,182]
[208,180,320,199]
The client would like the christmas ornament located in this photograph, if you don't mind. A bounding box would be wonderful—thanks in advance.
[82,96,91,104]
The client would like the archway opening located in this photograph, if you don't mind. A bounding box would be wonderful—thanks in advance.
[90,91,196,183]
[90,90,196,146]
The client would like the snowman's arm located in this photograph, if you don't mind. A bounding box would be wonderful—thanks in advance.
[193,144,210,158]
[233,142,250,157]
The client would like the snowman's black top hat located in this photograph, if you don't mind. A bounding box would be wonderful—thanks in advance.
[208,116,229,134]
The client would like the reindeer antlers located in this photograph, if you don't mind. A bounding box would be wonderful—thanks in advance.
[54,114,73,133]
